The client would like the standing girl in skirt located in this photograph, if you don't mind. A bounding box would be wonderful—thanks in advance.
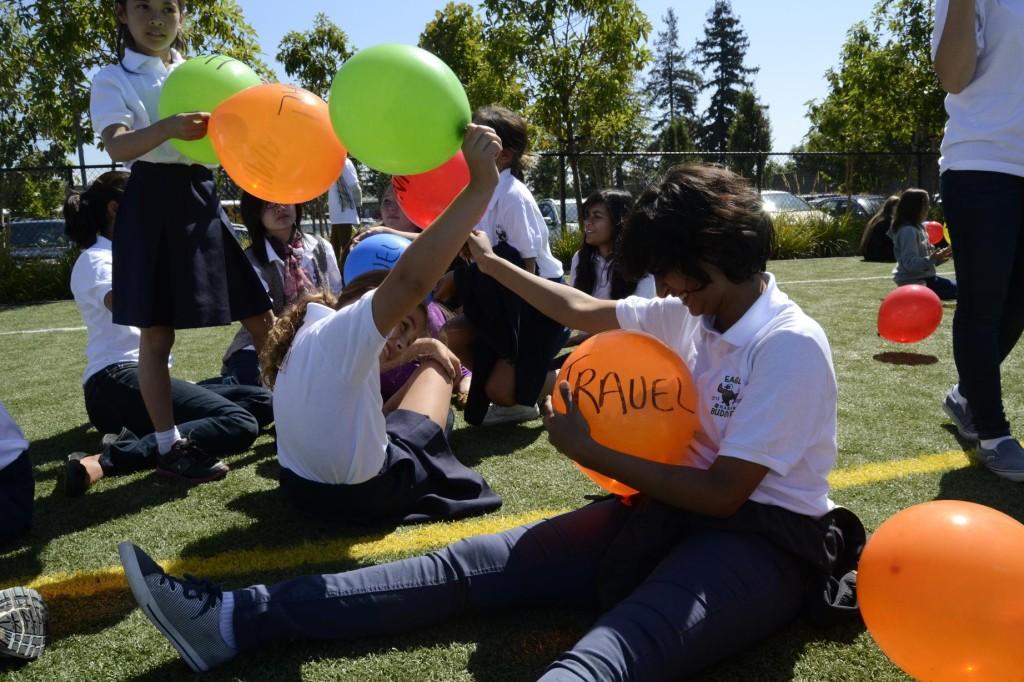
[254,125,503,524]
[90,0,273,483]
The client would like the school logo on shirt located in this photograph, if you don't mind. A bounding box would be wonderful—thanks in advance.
[495,224,508,243]
[711,375,742,417]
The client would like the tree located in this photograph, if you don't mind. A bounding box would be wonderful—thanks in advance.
[482,0,651,216]
[4,0,269,172]
[645,8,702,140]
[726,90,771,180]
[276,12,354,100]
[693,0,758,153]
[419,2,525,111]
[803,0,945,193]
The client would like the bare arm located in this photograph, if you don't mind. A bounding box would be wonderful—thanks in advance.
[469,231,619,333]
[933,0,978,94]
[100,113,209,163]
[544,382,768,517]
[371,125,501,336]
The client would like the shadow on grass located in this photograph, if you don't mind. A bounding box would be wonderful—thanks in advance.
[936,463,1024,523]
[872,351,939,366]
[449,423,546,466]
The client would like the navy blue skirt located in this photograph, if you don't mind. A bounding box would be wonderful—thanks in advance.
[279,409,502,524]
[112,162,271,329]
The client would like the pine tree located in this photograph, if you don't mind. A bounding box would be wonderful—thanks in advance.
[645,8,702,141]
[726,90,772,179]
[693,0,758,152]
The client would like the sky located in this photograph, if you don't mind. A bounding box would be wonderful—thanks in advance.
[83,0,878,165]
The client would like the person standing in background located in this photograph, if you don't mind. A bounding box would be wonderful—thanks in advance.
[328,157,362,261]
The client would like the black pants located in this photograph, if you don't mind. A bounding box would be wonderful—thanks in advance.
[83,363,273,474]
[0,450,33,544]
[942,170,1024,438]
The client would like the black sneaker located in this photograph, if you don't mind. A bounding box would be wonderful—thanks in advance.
[156,439,229,484]
[64,453,90,498]
[0,587,47,660]
[118,543,235,672]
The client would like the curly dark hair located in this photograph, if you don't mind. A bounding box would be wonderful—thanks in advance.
[573,189,638,299]
[63,171,130,249]
[619,165,773,289]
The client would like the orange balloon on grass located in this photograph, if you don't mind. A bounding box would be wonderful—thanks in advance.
[209,83,346,204]
[859,500,1024,681]
[552,330,700,497]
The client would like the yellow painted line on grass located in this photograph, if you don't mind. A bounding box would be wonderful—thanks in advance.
[3,450,974,602]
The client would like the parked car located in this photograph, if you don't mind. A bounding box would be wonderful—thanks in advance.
[537,198,580,235]
[759,191,833,223]
[808,194,887,221]
[6,219,71,259]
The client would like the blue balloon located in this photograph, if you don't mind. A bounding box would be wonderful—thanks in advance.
[343,233,412,286]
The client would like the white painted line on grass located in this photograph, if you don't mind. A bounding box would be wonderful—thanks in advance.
[0,326,85,336]
[780,270,954,286]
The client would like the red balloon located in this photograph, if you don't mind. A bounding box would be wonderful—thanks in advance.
[392,151,470,229]
[878,284,942,343]
[925,221,945,245]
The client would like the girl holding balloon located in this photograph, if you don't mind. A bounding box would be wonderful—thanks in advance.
[119,164,860,679]
[90,0,273,483]
[220,192,342,386]
[888,188,957,300]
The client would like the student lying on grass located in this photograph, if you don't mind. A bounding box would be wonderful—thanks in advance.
[118,164,863,679]
[62,172,274,496]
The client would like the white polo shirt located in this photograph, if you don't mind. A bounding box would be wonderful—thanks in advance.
[615,273,837,518]
[0,401,28,472]
[273,291,388,485]
[90,48,193,167]
[569,251,656,299]
[327,159,362,225]
[70,237,144,384]
[932,0,1024,177]
[477,169,564,279]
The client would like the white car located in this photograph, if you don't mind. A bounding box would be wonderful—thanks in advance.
[537,198,580,236]
[760,191,833,223]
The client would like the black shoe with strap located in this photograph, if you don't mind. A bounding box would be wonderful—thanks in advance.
[156,439,229,484]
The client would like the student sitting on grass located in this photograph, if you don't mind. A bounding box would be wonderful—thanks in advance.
[889,188,956,300]
[118,165,863,679]
[220,191,342,386]
[0,402,46,661]
[859,195,898,263]
[247,125,502,524]
[63,172,273,497]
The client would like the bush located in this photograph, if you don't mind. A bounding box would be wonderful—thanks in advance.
[0,243,77,304]
[550,228,582,270]
[771,213,861,260]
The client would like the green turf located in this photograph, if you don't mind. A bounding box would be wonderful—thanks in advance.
[1,257,1018,681]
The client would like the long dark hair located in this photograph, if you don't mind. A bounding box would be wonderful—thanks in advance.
[62,171,130,249]
[115,0,187,60]
[859,195,898,256]
[573,189,637,299]
[471,106,531,181]
[240,191,304,266]
[892,188,930,231]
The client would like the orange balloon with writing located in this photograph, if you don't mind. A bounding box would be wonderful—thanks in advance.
[552,330,700,497]
[859,500,1024,681]
[209,83,346,204]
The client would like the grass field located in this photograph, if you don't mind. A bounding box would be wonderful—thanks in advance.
[2,256,1022,681]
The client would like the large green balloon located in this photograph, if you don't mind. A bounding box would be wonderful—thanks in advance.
[329,44,470,175]
[159,54,261,165]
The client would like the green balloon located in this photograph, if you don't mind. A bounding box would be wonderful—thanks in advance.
[159,54,261,164]
[329,44,471,175]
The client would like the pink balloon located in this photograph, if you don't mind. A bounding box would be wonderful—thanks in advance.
[878,285,943,343]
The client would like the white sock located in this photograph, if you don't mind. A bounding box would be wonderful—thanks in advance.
[950,384,967,407]
[980,436,1013,450]
[219,591,237,650]
[155,427,182,455]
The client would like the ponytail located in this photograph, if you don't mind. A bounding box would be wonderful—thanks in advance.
[63,170,129,249]
[472,106,532,181]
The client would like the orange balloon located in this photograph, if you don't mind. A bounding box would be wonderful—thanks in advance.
[552,330,700,496]
[209,83,346,204]
[859,500,1024,681]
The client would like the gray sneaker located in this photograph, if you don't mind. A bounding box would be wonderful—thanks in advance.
[482,403,540,426]
[118,542,234,672]
[973,439,1024,482]
[0,587,46,660]
[942,390,978,441]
